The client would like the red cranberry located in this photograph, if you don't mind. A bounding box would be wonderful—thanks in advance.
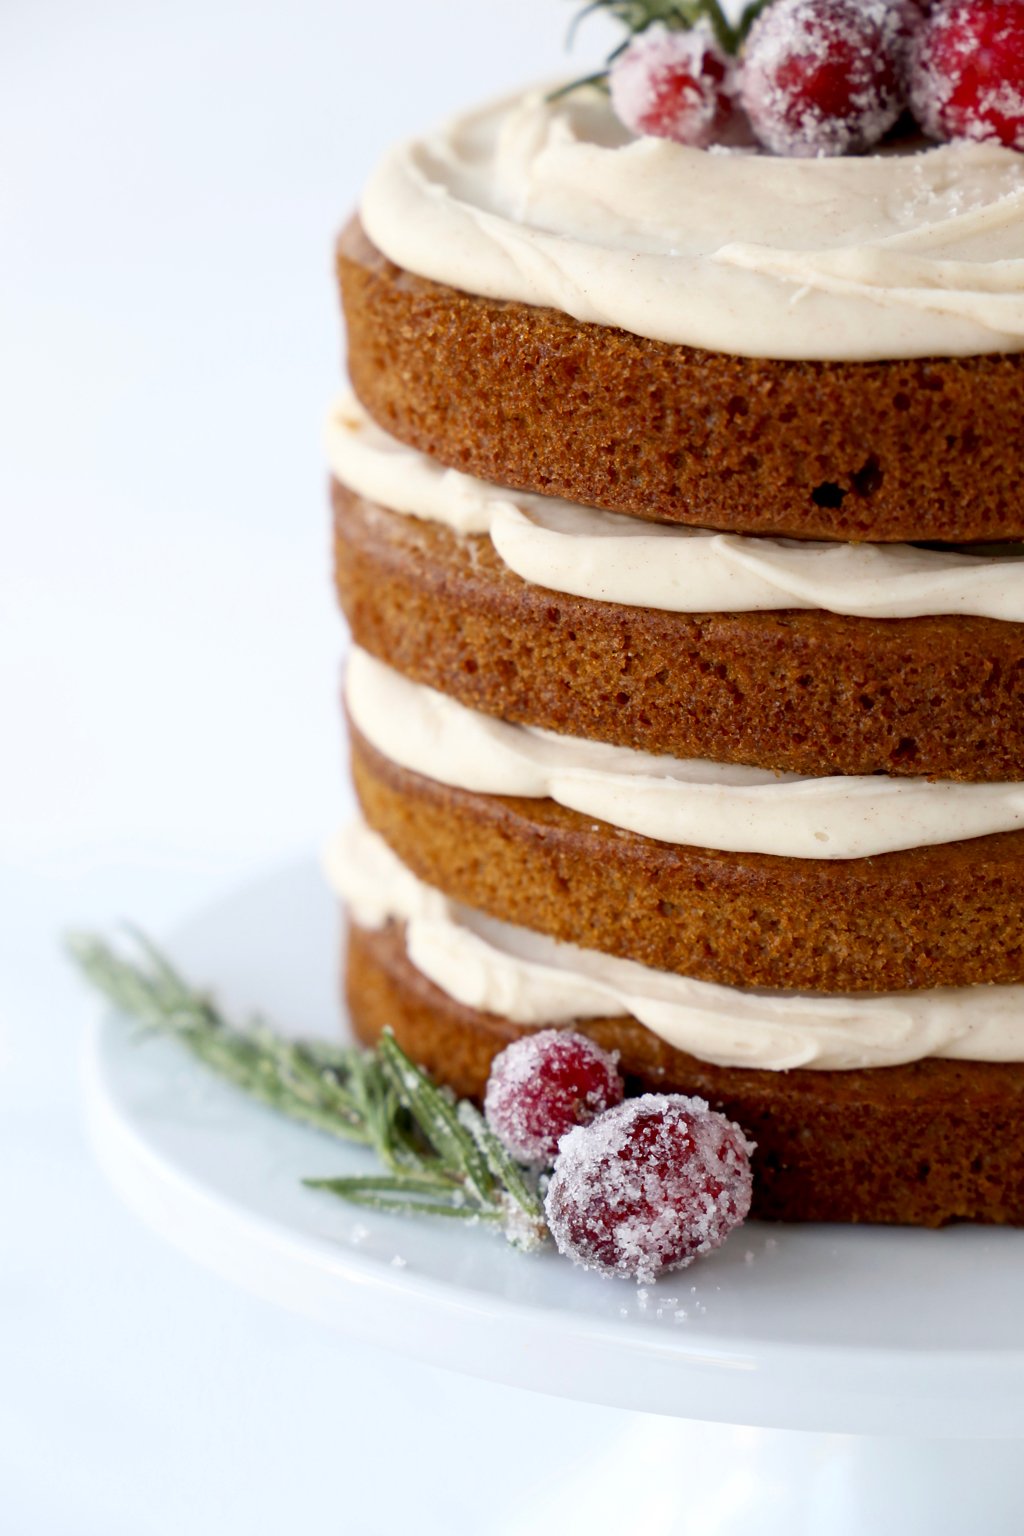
[483,1029,625,1167]
[609,23,736,148]
[909,0,1024,150]
[544,1094,754,1282]
[739,0,909,157]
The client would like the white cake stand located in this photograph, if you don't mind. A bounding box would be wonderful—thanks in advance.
[84,861,1024,1530]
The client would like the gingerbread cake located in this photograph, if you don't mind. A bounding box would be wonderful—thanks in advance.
[326,1,1024,1227]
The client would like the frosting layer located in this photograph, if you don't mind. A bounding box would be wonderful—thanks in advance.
[346,648,1024,860]
[361,88,1024,362]
[329,822,1024,1070]
[328,395,1024,622]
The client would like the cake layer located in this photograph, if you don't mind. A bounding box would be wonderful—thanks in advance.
[346,647,1024,859]
[339,219,1024,545]
[347,919,1024,1227]
[335,481,1024,782]
[350,727,1024,993]
[330,394,1024,623]
[330,820,1024,1072]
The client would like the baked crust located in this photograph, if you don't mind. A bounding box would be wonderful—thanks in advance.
[347,919,1024,1226]
[338,217,1024,545]
[350,726,1024,994]
[334,479,1024,782]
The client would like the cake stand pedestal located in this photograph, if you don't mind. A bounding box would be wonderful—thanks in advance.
[83,862,1024,1533]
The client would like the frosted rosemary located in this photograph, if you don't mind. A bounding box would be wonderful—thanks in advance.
[68,929,547,1249]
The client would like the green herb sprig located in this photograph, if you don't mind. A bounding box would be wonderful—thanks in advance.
[68,929,547,1250]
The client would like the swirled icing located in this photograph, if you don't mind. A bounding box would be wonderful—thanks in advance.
[361,87,1024,361]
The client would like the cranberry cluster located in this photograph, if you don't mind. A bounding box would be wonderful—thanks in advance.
[609,0,1024,157]
[484,1029,754,1281]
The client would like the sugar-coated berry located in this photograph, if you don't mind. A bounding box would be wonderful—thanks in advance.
[609,23,736,148]
[544,1094,754,1282]
[483,1029,625,1167]
[909,0,1024,150]
[739,0,909,157]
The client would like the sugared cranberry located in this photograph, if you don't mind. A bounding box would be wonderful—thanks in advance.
[739,0,909,157]
[544,1094,754,1282]
[483,1028,625,1167]
[609,23,736,148]
[909,0,1024,150]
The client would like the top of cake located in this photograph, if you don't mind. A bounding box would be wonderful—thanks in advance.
[360,0,1024,361]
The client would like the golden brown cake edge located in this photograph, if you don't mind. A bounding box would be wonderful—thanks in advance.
[338,217,1024,545]
[334,480,1024,783]
[349,725,1024,994]
[348,919,1024,1227]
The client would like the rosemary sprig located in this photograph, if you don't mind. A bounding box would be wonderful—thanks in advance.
[67,930,547,1250]
[579,1,736,52]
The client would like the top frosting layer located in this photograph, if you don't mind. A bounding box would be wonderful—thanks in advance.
[361,87,1024,361]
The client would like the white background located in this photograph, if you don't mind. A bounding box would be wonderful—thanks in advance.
[7,4,1022,1532]
[0,2,709,1532]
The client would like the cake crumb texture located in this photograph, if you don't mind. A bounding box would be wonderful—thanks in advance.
[348,919,1024,1227]
[350,727,1024,994]
[339,218,1024,545]
[334,480,1024,783]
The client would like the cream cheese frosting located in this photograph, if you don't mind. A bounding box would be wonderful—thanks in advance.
[328,395,1024,621]
[361,87,1024,361]
[346,648,1024,860]
[329,821,1024,1071]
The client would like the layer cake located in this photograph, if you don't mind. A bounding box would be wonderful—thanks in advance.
[327,67,1024,1227]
